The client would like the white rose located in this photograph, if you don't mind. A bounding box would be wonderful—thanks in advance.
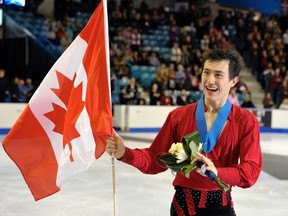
[169,142,189,163]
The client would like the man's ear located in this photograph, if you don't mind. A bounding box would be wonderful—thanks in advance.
[231,76,239,87]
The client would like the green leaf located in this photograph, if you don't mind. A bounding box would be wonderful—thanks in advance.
[159,154,191,172]
[160,131,203,179]
[182,131,200,154]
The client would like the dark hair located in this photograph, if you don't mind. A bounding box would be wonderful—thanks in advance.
[202,49,244,79]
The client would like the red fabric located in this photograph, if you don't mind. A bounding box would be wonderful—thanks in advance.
[184,188,196,215]
[198,191,207,208]
[121,103,262,190]
[222,190,227,206]
[172,196,185,216]
[80,1,113,158]
[2,0,113,201]
[3,106,59,200]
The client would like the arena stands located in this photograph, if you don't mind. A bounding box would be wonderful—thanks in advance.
[1,1,288,109]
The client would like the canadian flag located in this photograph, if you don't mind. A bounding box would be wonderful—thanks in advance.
[2,0,113,201]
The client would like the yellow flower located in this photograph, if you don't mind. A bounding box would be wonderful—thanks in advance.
[169,142,189,163]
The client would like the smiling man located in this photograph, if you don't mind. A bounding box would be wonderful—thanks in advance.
[106,49,262,216]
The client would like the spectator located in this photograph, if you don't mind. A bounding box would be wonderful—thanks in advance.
[180,34,193,54]
[65,19,76,39]
[171,89,178,105]
[113,30,126,51]
[110,70,117,93]
[183,65,193,91]
[259,50,269,82]
[112,50,126,74]
[149,82,161,105]
[123,46,133,65]
[176,89,188,106]
[170,42,182,65]
[167,62,176,90]
[235,76,250,95]
[160,89,173,106]
[0,68,9,102]
[122,25,132,45]
[148,51,161,67]
[141,12,152,34]
[138,51,150,65]
[17,79,28,102]
[175,64,186,90]
[55,20,65,45]
[279,97,288,109]
[241,94,256,108]
[155,62,169,89]
[270,67,283,103]
[25,78,35,101]
[119,86,130,105]
[131,50,141,65]
[130,27,142,52]
[60,30,73,52]
[262,62,275,91]
[262,91,275,109]
[192,64,202,83]
[191,48,203,67]
[9,77,20,102]
[200,34,210,51]
[169,26,179,46]
[136,91,146,105]
[228,87,240,106]
[126,77,138,104]
[221,24,230,38]
[180,44,192,67]
[277,79,288,108]
[218,36,231,50]
[283,29,288,52]
[43,20,57,43]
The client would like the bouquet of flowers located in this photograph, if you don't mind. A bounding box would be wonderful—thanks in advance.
[159,131,229,192]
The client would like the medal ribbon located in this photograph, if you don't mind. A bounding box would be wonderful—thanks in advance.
[196,96,232,153]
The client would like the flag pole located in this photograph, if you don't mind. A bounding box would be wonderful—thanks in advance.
[103,0,117,216]
[103,0,116,214]
[111,155,117,216]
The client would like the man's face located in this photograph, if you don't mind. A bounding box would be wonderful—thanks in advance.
[201,60,238,104]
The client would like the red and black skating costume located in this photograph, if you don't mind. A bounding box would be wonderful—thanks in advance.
[119,102,262,215]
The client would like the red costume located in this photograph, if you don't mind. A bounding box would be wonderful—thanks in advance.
[120,102,262,191]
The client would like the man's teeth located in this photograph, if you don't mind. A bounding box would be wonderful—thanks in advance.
[206,87,217,91]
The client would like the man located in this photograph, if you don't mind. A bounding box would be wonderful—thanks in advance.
[0,68,9,102]
[106,49,262,215]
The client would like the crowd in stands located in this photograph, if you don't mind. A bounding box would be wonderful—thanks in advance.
[107,0,288,109]
[1,0,288,110]
[0,68,35,103]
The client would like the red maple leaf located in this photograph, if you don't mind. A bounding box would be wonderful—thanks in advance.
[45,70,85,162]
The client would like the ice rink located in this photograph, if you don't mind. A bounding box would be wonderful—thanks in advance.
[1,132,288,216]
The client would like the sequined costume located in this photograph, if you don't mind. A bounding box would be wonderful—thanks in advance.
[120,102,262,215]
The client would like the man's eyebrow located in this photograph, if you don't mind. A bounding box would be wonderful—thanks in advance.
[203,68,225,74]
[215,70,225,74]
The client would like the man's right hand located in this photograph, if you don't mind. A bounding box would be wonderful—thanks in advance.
[106,129,126,159]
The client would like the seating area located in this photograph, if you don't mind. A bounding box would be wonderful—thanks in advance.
[5,10,62,59]
[2,1,288,108]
